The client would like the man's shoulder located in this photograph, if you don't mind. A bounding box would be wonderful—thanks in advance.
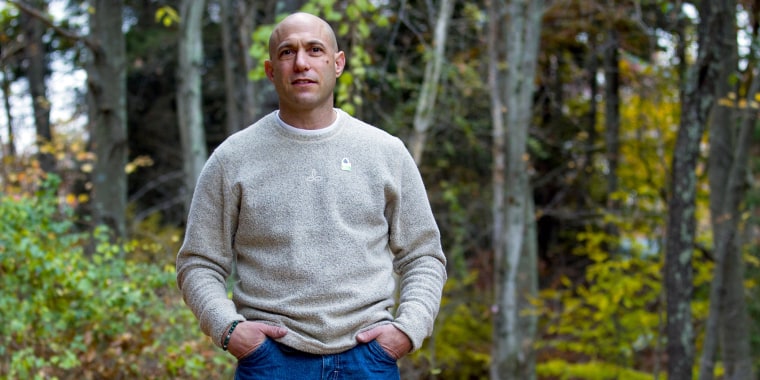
[339,110,402,147]
[214,112,278,154]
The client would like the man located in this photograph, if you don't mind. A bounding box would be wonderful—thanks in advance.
[176,12,447,379]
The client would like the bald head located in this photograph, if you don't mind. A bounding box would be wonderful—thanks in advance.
[268,12,339,59]
[263,11,346,127]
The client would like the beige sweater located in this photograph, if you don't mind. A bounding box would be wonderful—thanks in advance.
[176,110,447,355]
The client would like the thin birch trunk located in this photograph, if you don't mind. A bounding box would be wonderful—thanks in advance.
[409,0,454,166]
[177,0,208,212]
[491,1,542,378]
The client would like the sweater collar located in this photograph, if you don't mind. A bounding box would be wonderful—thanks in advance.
[275,109,341,137]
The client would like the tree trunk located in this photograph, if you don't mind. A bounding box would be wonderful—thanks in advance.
[220,0,258,135]
[489,0,506,266]
[581,33,598,194]
[603,28,620,244]
[177,0,208,212]
[409,0,454,166]
[2,67,15,158]
[700,83,755,380]
[490,1,543,379]
[87,0,127,239]
[21,0,54,172]
[665,1,730,379]
[699,0,754,375]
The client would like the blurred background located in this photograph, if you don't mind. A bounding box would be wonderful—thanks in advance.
[1,0,759,379]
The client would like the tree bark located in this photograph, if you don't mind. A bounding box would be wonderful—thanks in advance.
[581,31,598,195]
[490,1,542,379]
[603,27,620,244]
[177,0,209,212]
[87,0,128,239]
[603,29,620,201]
[2,67,15,158]
[21,0,54,172]
[699,0,755,375]
[665,1,730,379]
[409,0,454,166]
[489,0,506,265]
[220,0,258,136]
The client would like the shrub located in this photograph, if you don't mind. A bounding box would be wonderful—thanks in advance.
[534,228,713,379]
[401,272,492,379]
[0,175,232,379]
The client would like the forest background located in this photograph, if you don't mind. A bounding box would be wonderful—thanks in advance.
[1,0,760,379]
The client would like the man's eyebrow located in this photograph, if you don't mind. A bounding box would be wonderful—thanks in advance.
[276,39,327,51]
[275,41,295,51]
[306,39,327,47]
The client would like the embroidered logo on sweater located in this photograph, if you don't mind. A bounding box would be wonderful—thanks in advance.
[306,169,323,182]
[341,158,352,171]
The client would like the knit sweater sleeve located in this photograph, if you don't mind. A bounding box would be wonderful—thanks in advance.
[176,154,245,347]
[387,143,447,351]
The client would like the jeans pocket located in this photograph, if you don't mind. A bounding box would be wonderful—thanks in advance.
[237,338,272,363]
[368,340,398,363]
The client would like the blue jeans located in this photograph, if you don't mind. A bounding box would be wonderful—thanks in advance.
[234,339,399,380]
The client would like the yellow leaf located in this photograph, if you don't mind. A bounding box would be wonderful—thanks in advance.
[125,162,136,174]
[596,296,609,317]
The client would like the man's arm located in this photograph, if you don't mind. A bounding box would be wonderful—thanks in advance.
[386,145,448,352]
[176,155,246,348]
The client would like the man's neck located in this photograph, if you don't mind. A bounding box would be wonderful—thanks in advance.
[277,107,337,130]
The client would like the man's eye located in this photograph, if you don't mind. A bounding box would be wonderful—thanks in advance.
[280,49,294,56]
[310,47,323,53]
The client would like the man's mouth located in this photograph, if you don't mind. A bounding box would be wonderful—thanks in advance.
[292,78,316,85]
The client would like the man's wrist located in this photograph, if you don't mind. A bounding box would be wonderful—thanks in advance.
[221,320,241,350]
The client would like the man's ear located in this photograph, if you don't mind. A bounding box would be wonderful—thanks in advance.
[335,51,346,77]
[264,60,274,81]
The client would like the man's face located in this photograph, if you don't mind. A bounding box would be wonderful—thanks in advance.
[265,15,345,116]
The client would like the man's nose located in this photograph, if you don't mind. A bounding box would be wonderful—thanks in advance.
[294,50,310,72]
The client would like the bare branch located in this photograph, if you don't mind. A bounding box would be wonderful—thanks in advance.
[132,196,185,225]
[7,0,99,52]
[128,170,184,203]
[0,41,26,64]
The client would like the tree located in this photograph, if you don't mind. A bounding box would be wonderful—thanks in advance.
[0,5,21,159]
[87,0,128,239]
[20,0,53,172]
[699,0,755,377]
[665,1,732,378]
[220,0,259,136]
[1,66,14,158]
[10,0,131,238]
[176,0,208,212]
[603,26,620,243]
[490,0,543,378]
[408,0,454,166]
